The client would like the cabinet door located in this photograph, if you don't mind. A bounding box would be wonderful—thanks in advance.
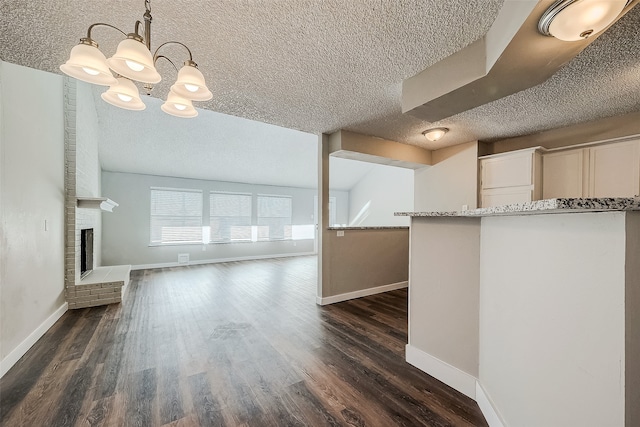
[589,140,640,197]
[481,187,533,208]
[542,149,586,199]
[481,153,533,189]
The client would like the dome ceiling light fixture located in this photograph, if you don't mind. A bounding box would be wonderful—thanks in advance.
[538,0,633,42]
[60,0,211,116]
[422,127,449,142]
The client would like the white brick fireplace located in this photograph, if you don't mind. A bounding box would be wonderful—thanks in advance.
[64,79,129,309]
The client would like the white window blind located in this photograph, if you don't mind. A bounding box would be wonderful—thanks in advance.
[210,192,252,242]
[150,188,203,244]
[257,195,292,240]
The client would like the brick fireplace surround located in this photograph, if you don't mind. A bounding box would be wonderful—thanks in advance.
[63,78,129,309]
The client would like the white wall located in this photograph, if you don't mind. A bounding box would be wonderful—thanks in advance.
[0,61,66,373]
[414,141,478,212]
[75,81,102,267]
[480,212,627,427]
[101,171,348,267]
[348,163,413,226]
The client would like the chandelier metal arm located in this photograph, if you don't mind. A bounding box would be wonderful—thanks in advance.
[154,55,179,72]
[86,23,128,41]
[153,41,194,63]
[134,20,144,37]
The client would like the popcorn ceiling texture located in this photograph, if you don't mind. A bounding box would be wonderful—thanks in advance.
[1,0,639,149]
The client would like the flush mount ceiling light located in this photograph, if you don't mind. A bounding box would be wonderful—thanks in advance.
[60,0,212,117]
[422,127,449,142]
[538,0,632,41]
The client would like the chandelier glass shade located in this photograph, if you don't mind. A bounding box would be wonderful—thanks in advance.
[106,36,162,84]
[59,0,210,117]
[171,61,213,101]
[161,91,198,118]
[101,77,146,111]
[60,41,118,86]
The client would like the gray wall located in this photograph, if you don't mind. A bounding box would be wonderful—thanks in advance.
[0,62,66,366]
[101,171,348,267]
[319,135,409,300]
[409,217,480,378]
[625,212,640,427]
[325,228,409,296]
[414,141,478,212]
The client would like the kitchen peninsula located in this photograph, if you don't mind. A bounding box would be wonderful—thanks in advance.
[396,198,640,427]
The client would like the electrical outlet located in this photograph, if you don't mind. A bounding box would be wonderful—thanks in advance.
[462,204,469,211]
[337,230,344,237]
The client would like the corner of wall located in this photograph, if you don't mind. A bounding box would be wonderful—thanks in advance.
[414,140,479,212]
[625,211,640,427]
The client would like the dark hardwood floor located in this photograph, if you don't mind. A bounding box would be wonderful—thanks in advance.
[0,256,487,427]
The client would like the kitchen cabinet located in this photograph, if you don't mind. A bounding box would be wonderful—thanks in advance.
[589,139,640,197]
[542,139,640,198]
[542,148,587,199]
[479,147,543,208]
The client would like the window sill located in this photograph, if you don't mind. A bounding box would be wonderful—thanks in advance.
[148,238,314,247]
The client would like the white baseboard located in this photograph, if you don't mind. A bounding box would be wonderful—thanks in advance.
[132,251,316,270]
[405,344,477,399]
[0,302,68,378]
[476,381,506,427]
[316,281,408,305]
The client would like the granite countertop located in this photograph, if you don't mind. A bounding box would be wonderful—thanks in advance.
[328,226,409,230]
[395,198,640,218]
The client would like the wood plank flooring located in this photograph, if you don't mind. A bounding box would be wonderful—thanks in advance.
[0,256,487,426]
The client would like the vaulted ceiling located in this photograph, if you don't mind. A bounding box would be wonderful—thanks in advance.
[1,0,639,150]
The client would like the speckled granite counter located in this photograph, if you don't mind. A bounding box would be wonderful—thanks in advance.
[396,197,640,217]
[328,226,409,230]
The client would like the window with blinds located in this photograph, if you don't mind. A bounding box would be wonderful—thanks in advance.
[150,188,203,244]
[210,192,252,242]
[257,195,292,240]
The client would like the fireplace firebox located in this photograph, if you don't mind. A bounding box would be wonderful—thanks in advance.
[81,228,94,278]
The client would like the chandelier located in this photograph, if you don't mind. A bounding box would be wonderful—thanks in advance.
[60,0,211,118]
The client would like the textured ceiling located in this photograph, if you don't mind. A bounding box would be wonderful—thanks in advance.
[91,84,376,190]
[1,0,639,150]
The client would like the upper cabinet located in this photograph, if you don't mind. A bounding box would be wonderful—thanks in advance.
[589,140,640,198]
[479,148,543,208]
[542,149,587,199]
[543,139,640,199]
[480,139,639,208]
